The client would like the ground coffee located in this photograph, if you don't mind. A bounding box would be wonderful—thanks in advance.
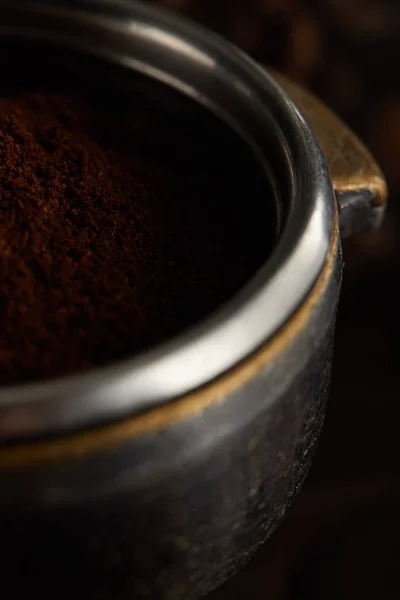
[0,88,274,384]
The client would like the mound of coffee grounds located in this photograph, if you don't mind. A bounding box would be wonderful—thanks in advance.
[0,90,272,384]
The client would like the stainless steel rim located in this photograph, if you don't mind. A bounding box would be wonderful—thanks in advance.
[0,0,334,440]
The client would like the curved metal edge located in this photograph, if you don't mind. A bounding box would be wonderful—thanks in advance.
[271,70,388,238]
[337,189,385,238]
[0,210,339,468]
[0,230,341,600]
[0,0,333,441]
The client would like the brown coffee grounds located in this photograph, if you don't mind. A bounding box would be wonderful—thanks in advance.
[0,90,271,385]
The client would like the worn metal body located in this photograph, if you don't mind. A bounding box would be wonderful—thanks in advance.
[0,228,341,600]
[0,2,386,599]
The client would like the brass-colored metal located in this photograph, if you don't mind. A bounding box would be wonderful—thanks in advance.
[272,70,388,208]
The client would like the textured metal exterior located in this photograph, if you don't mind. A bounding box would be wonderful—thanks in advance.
[0,3,384,599]
[0,234,342,600]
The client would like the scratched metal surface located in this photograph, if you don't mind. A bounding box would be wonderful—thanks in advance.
[148,1,400,597]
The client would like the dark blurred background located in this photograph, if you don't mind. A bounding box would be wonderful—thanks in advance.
[150,1,400,597]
